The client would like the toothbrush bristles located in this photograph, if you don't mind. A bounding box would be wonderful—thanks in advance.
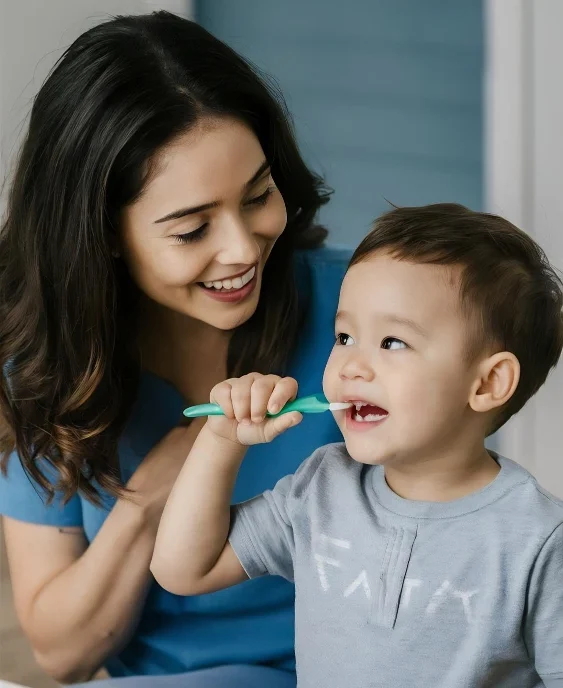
[328,402,353,411]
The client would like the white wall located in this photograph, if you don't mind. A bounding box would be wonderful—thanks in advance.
[0,0,193,209]
[486,0,563,496]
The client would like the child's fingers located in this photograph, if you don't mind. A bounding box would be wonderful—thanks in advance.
[210,374,296,427]
[249,375,281,422]
[267,377,298,415]
[264,411,302,442]
[209,380,235,419]
[230,374,260,423]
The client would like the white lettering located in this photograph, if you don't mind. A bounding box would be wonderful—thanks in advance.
[319,534,351,549]
[453,588,479,624]
[314,554,341,591]
[426,580,451,615]
[401,578,422,609]
[343,569,372,600]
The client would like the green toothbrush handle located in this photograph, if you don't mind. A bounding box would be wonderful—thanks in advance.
[277,394,329,415]
[183,403,228,417]
[183,393,329,419]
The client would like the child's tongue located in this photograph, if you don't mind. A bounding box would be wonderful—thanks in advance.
[358,404,387,418]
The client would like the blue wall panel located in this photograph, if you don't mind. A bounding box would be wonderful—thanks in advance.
[198,0,483,246]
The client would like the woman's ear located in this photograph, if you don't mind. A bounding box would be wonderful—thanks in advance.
[469,351,520,414]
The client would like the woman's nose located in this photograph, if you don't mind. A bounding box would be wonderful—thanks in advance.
[339,352,375,382]
[216,215,260,266]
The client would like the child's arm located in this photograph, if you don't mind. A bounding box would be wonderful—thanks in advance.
[150,373,302,596]
[524,522,563,686]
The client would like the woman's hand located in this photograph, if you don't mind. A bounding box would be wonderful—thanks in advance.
[207,373,302,445]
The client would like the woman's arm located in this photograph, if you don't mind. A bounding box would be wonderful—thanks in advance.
[3,420,204,684]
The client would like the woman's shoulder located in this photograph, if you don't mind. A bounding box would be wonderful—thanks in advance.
[286,246,351,379]
[1,361,84,525]
[293,245,352,315]
[0,450,84,527]
[294,245,352,277]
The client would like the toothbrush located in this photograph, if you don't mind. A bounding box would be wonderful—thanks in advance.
[183,393,352,419]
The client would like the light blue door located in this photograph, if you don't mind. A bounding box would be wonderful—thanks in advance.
[198,0,483,246]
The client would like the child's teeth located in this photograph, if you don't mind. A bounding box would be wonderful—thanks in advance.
[364,414,387,422]
[353,412,387,423]
[232,276,243,289]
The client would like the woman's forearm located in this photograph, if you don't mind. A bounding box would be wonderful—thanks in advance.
[151,425,246,593]
[29,499,158,683]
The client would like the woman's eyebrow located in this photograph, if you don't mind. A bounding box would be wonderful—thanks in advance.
[153,159,270,224]
[244,159,270,189]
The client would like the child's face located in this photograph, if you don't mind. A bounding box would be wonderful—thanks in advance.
[323,252,484,466]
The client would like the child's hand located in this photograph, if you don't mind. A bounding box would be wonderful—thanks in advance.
[207,373,302,445]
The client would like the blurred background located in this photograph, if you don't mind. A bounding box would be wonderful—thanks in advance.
[198,1,484,244]
[0,1,562,686]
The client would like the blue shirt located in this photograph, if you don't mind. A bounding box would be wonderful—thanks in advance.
[0,247,350,677]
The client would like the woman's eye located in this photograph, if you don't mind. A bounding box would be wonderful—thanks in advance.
[381,337,407,351]
[246,186,275,208]
[173,224,208,244]
[336,332,355,346]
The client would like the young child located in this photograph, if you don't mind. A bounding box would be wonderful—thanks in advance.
[151,203,563,688]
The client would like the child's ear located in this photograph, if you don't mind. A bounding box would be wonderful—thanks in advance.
[469,351,520,413]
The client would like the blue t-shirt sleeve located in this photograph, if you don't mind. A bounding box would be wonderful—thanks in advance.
[524,522,563,685]
[0,451,83,527]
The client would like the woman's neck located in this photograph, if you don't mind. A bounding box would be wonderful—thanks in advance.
[137,298,230,404]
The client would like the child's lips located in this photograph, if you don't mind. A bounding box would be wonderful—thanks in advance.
[346,400,389,416]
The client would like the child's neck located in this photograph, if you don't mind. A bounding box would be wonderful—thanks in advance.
[384,443,500,502]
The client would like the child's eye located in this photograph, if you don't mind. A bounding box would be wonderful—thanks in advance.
[336,332,355,346]
[173,224,208,244]
[245,187,275,207]
[381,337,407,351]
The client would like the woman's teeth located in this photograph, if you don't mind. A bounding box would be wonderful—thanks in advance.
[203,266,256,291]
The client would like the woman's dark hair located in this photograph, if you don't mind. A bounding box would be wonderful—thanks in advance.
[0,11,331,504]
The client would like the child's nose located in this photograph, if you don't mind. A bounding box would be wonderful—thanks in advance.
[339,353,375,382]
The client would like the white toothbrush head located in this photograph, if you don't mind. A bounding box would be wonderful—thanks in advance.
[328,402,353,411]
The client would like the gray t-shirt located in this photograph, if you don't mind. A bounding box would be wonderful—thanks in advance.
[229,443,563,688]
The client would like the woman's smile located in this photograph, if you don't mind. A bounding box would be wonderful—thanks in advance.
[198,264,258,303]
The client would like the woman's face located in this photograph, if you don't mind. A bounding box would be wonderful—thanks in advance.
[120,116,287,331]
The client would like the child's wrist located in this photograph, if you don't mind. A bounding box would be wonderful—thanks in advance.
[201,423,247,462]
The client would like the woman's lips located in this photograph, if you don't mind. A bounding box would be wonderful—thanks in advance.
[202,265,256,289]
[198,268,258,304]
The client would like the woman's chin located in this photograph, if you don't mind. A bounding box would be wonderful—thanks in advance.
[189,292,261,331]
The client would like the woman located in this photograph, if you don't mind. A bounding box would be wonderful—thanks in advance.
[0,11,348,688]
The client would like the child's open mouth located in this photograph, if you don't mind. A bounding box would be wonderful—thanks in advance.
[346,401,389,431]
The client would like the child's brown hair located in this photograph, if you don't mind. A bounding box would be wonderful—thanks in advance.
[351,203,563,432]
